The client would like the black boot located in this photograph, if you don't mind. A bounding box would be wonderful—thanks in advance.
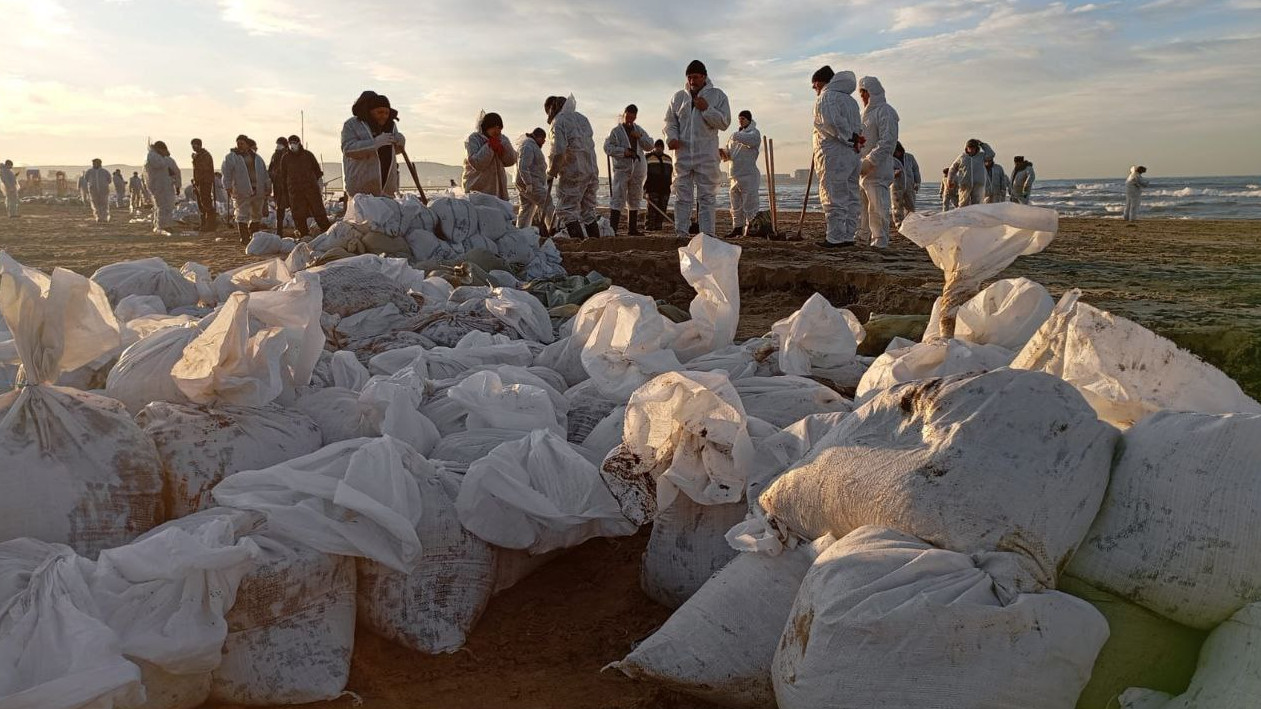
[585,220,601,239]
[237,222,250,244]
[628,210,641,236]
[566,221,585,240]
[610,210,621,235]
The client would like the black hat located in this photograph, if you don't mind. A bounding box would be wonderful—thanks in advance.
[481,112,504,132]
[352,90,392,120]
[686,59,707,76]
[624,104,638,114]
[812,65,834,84]
[152,140,167,151]
[235,134,249,143]
[275,136,287,145]
[287,135,301,143]
[1014,155,1025,162]
[738,110,752,121]
[531,127,547,139]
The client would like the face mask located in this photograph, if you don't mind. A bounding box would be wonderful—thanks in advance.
[289,144,300,152]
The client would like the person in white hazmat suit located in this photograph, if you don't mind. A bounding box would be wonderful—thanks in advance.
[545,94,601,240]
[890,141,920,227]
[515,127,554,232]
[1124,165,1151,222]
[721,109,761,238]
[221,134,271,244]
[1,160,20,218]
[462,111,518,201]
[856,75,899,249]
[665,59,731,239]
[127,171,144,214]
[111,169,126,208]
[84,158,112,223]
[983,156,1010,203]
[1011,155,1036,204]
[341,91,405,198]
[948,138,995,207]
[78,173,90,207]
[811,66,862,247]
[603,104,655,236]
[143,141,181,235]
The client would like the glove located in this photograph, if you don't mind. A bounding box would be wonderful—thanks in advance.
[373,134,394,148]
[488,136,504,154]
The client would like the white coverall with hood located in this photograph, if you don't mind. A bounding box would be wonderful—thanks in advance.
[127,174,144,213]
[462,116,518,202]
[340,119,404,198]
[112,172,126,207]
[948,140,995,207]
[604,120,655,213]
[665,78,731,237]
[143,149,181,233]
[85,165,112,222]
[1011,162,1035,204]
[548,97,600,231]
[725,118,762,233]
[1,164,19,218]
[221,149,271,226]
[814,71,862,244]
[1124,166,1151,221]
[857,76,899,249]
[891,151,921,226]
[983,162,1010,203]
[515,134,553,229]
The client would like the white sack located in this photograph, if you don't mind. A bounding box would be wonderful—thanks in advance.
[670,235,741,362]
[106,323,201,414]
[640,496,748,609]
[475,205,509,241]
[923,277,1054,350]
[855,337,1014,401]
[345,193,404,236]
[210,259,291,304]
[91,257,200,310]
[772,293,865,377]
[429,196,476,243]
[179,262,215,307]
[446,369,565,435]
[115,294,167,323]
[580,287,683,402]
[295,379,439,456]
[245,232,284,256]
[731,376,853,429]
[485,287,555,344]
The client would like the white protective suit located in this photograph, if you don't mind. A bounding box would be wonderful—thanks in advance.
[112,171,125,206]
[725,118,761,233]
[856,76,899,248]
[1124,166,1151,221]
[1,164,18,218]
[948,140,994,207]
[1011,162,1036,204]
[665,78,731,237]
[814,71,862,244]
[127,174,144,213]
[515,134,553,229]
[891,150,920,226]
[78,174,89,204]
[221,149,271,226]
[604,120,655,212]
[143,149,181,233]
[983,163,1010,203]
[940,173,957,212]
[462,114,518,201]
[341,117,404,198]
[547,96,600,231]
[84,166,112,222]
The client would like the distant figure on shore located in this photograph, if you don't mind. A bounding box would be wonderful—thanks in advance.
[857,75,898,249]
[144,141,181,235]
[722,109,761,238]
[279,135,331,238]
[214,172,227,214]
[342,91,405,198]
[1124,165,1151,222]
[1011,156,1035,204]
[191,138,217,231]
[222,134,270,243]
[949,138,994,207]
[811,65,862,248]
[2,160,20,218]
[604,104,654,236]
[644,139,673,231]
[940,168,957,212]
[128,171,144,213]
[666,59,731,239]
[545,94,600,240]
[983,155,1010,203]
[515,127,552,232]
[267,137,291,236]
[891,141,919,228]
[112,169,126,208]
[78,173,90,207]
[463,111,518,202]
[85,158,112,223]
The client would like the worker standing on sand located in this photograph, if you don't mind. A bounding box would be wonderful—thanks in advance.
[191,138,217,231]
[112,169,126,208]
[983,156,1010,203]
[666,60,731,239]
[1124,165,1151,222]
[143,141,181,235]
[78,173,90,208]
[721,109,761,239]
[85,158,112,223]
[268,137,291,236]
[462,112,518,201]
[128,171,144,213]
[222,134,271,244]
[948,138,995,207]
[1011,156,1035,204]
[644,140,672,232]
[811,66,862,248]
[857,76,899,249]
[280,135,332,237]
[515,128,552,231]
[545,94,601,240]
[2,160,20,218]
[342,91,405,198]
[940,168,957,212]
[214,172,228,215]
[603,104,654,236]
[890,142,920,228]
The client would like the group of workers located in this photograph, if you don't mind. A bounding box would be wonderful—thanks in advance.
[937,141,1036,212]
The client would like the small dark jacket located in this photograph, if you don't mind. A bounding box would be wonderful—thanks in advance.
[644,151,673,194]
[192,147,215,186]
[280,148,324,195]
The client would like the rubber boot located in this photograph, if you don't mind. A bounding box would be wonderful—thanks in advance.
[585,220,601,239]
[610,210,621,235]
[237,222,250,245]
[566,221,586,240]
[628,210,642,236]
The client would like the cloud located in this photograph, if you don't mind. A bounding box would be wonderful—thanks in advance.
[217,0,330,36]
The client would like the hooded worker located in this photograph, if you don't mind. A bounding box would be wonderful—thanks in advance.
[857,76,899,249]
[143,141,182,235]
[127,171,144,213]
[720,109,761,238]
[280,135,331,237]
[948,138,995,207]
[78,173,90,207]
[1123,165,1150,222]
[111,169,126,208]
[268,136,291,236]
[545,94,601,239]
[462,111,518,201]
[939,168,957,212]
[342,90,405,198]
[1,160,18,218]
[812,66,862,247]
[983,155,1010,204]
[84,158,112,223]
[190,138,217,230]
[665,59,732,238]
[515,127,553,231]
[221,133,272,243]
[890,142,921,228]
[1011,155,1035,204]
[603,104,655,235]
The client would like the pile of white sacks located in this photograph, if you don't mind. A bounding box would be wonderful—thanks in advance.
[1,202,1259,709]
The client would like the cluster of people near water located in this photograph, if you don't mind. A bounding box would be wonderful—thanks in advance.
[937,143,1036,211]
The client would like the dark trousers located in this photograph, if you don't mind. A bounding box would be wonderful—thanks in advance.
[645,191,669,230]
[289,186,331,237]
[273,189,289,232]
[194,181,216,227]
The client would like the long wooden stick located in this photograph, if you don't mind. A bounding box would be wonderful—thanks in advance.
[645,197,675,226]
[794,161,816,240]
[768,138,778,235]
[762,135,773,236]
[398,148,428,205]
[606,154,614,209]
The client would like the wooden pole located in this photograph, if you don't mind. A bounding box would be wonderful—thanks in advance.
[794,161,816,240]
[398,148,427,204]
[768,138,778,235]
[762,135,773,236]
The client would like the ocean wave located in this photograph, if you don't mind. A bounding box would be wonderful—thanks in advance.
[1073,183,1112,190]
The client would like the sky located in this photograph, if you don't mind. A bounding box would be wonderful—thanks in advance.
[1,0,1259,180]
